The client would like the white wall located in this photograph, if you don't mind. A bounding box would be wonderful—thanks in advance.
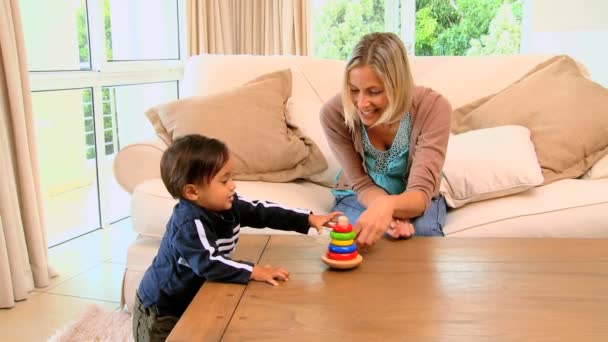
[521,0,608,86]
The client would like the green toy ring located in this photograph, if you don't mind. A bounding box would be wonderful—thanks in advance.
[330,231,356,240]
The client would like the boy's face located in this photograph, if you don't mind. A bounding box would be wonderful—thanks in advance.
[184,156,236,211]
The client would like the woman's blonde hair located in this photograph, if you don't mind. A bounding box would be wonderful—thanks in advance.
[342,32,414,130]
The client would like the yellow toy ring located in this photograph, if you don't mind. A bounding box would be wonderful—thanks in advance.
[331,239,354,246]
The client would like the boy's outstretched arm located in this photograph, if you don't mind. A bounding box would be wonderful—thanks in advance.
[235,194,311,233]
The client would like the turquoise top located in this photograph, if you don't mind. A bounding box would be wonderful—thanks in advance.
[331,113,411,197]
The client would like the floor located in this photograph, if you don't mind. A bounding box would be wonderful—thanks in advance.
[0,218,138,342]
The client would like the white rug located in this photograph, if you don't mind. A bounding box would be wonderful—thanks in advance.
[47,304,133,342]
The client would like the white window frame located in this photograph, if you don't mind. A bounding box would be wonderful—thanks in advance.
[29,0,187,230]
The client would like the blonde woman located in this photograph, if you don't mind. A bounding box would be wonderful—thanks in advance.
[320,32,452,249]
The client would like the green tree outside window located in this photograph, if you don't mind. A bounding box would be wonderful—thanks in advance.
[315,0,523,59]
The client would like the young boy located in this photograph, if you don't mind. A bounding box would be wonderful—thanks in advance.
[132,134,340,341]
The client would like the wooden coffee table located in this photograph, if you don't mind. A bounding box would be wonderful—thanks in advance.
[168,235,608,341]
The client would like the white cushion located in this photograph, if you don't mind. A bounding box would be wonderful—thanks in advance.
[440,125,544,208]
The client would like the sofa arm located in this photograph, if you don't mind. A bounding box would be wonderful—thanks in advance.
[113,139,168,193]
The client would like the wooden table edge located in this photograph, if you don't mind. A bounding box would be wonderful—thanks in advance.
[167,235,270,341]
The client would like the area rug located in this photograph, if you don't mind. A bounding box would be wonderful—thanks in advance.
[47,304,133,342]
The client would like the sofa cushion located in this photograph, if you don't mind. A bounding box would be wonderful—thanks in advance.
[582,153,608,180]
[452,55,608,184]
[286,97,340,187]
[414,55,559,109]
[146,69,327,182]
[444,178,608,237]
[440,125,543,208]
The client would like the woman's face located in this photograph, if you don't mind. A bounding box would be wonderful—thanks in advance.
[348,65,388,127]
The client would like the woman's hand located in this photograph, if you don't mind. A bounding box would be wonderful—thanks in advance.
[308,211,343,234]
[251,264,290,286]
[355,196,395,250]
[385,218,415,239]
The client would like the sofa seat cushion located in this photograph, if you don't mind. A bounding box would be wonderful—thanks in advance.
[131,178,335,238]
[123,237,161,311]
[444,178,608,237]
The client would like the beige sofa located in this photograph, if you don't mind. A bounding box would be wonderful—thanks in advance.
[114,54,608,311]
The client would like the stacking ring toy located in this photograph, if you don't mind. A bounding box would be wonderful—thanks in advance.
[328,244,357,253]
[330,239,354,246]
[322,216,363,270]
[330,231,356,241]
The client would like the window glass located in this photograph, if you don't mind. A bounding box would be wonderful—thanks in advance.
[32,89,101,246]
[21,0,91,71]
[415,0,523,56]
[102,81,179,223]
[312,0,523,59]
[105,0,180,61]
[312,0,387,60]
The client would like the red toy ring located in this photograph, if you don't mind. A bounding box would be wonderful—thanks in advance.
[326,251,358,261]
[332,224,353,233]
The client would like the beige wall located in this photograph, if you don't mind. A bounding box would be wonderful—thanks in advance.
[522,0,608,86]
[530,0,608,31]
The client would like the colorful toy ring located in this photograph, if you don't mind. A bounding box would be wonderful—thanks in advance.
[330,239,354,246]
[332,224,353,233]
[326,251,358,261]
[330,231,356,241]
[329,244,357,253]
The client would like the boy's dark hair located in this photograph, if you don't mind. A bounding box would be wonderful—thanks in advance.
[160,134,230,199]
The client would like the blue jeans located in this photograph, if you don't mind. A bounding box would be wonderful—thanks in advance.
[332,194,447,237]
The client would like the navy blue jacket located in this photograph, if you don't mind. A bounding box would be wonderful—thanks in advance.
[137,194,311,316]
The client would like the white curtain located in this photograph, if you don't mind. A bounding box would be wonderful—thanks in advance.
[187,0,309,55]
[0,0,53,308]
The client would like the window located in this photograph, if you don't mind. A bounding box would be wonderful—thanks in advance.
[312,0,523,59]
[21,0,186,246]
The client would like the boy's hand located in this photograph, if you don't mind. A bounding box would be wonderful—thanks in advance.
[308,211,343,235]
[251,265,290,286]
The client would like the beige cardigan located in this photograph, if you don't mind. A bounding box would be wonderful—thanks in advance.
[320,86,452,208]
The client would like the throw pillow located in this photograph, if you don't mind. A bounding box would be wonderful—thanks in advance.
[452,55,608,184]
[440,125,544,208]
[285,97,340,187]
[146,69,327,182]
[582,153,608,180]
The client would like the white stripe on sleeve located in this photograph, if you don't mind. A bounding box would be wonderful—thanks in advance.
[194,219,252,272]
[216,232,239,246]
[217,243,236,252]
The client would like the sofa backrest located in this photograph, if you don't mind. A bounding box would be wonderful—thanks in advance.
[180,53,558,186]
